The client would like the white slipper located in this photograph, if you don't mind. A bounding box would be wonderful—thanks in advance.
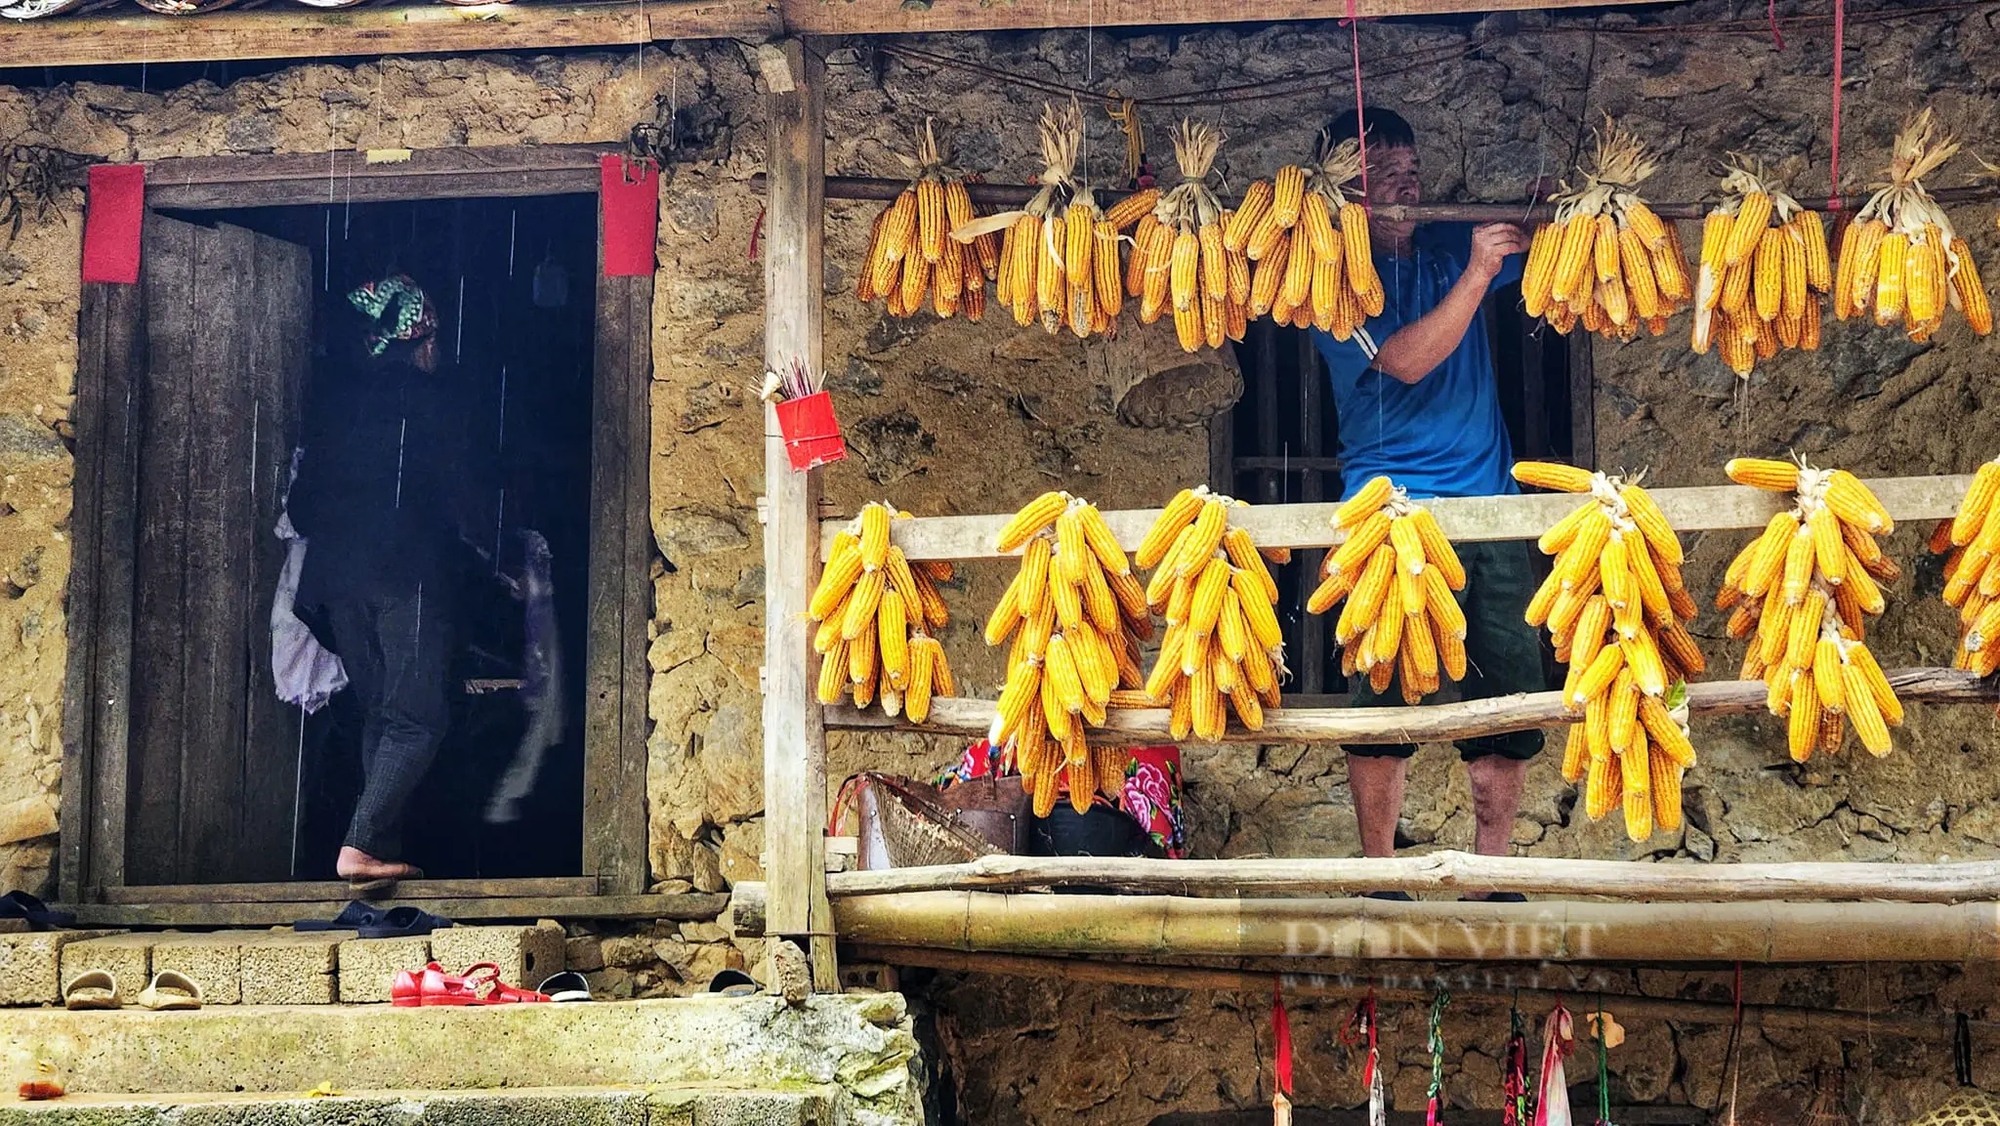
[538,971,592,1003]
[63,969,120,1010]
[135,970,202,1011]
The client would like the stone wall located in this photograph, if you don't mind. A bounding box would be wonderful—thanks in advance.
[4,0,2000,1118]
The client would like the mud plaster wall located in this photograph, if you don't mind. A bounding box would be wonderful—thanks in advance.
[1,0,1999,1115]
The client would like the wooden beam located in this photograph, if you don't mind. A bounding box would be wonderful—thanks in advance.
[846,944,1992,1041]
[809,890,2000,962]
[825,666,1997,746]
[138,144,610,210]
[11,0,1687,67]
[64,892,728,928]
[825,474,1974,562]
[5,2,779,69]
[824,849,2000,904]
[761,38,839,991]
[90,876,598,904]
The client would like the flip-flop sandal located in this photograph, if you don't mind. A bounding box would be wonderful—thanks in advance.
[294,901,385,932]
[1,890,76,930]
[707,969,760,998]
[538,972,592,1003]
[347,867,424,897]
[63,969,120,1010]
[355,904,454,940]
[135,971,203,1011]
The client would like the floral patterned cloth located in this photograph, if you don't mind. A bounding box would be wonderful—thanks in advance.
[347,274,438,357]
[936,740,1188,859]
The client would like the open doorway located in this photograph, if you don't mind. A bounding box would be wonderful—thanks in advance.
[1213,283,1579,697]
[126,194,598,884]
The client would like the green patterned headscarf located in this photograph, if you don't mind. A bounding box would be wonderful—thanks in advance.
[347,275,438,356]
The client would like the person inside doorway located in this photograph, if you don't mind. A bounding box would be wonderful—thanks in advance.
[1310,107,1546,895]
[289,273,479,894]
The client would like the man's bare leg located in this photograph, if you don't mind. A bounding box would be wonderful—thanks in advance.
[1346,753,1410,858]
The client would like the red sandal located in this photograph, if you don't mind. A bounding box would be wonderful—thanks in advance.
[423,962,551,1006]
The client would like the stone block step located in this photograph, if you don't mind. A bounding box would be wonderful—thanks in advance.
[0,1083,838,1125]
[0,995,919,1123]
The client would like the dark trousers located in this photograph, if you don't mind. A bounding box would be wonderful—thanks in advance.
[1346,540,1551,761]
[328,587,452,860]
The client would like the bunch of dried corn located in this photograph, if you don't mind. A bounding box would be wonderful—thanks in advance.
[1512,462,1704,841]
[1302,476,1466,705]
[986,491,1156,817]
[963,100,1127,339]
[1716,458,1903,761]
[1929,458,2000,679]
[1130,120,1248,353]
[857,119,998,322]
[1135,487,1288,741]
[1690,162,1832,376]
[1522,117,1690,340]
[1230,136,1384,338]
[809,501,958,722]
[1836,109,1991,341]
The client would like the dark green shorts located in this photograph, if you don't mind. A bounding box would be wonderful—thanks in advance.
[1345,539,1551,762]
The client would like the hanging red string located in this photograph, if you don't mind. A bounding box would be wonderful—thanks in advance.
[1767,0,1786,49]
[1829,0,1846,213]
[1343,0,1370,207]
[1272,977,1294,1125]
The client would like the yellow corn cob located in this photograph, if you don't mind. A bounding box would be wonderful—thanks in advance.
[1309,256,1340,332]
[1781,223,1810,319]
[1174,499,1229,579]
[842,565,887,641]
[1103,186,1160,231]
[1223,527,1279,604]
[1340,201,1382,313]
[877,589,910,688]
[1593,214,1623,286]
[1371,574,1407,667]
[1193,222,1228,303]
[1622,732,1653,841]
[1307,569,1356,616]
[1639,693,1696,768]
[1572,641,1625,708]
[1651,752,1684,832]
[1748,225,1782,322]
[1522,222,1561,318]
[1617,484,1683,567]
[1228,674,1266,731]
[1526,566,1563,628]
[1568,594,1610,676]
[1620,227,1663,320]
[1201,291,1227,350]
[1719,258,1754,319]
[1724,190,1772,267]
[1141,221,1177,323]
[899,636,936,724]
[1334,476,1395,530]
[1841,658,1892,755]
[1620,199,1666,249]
[1276,225,1314,316]
[1785,588,1826,671]
[875,189,919,287]
[1952,463,2000,546]
[1725,457,1801,493]
[1811,635,1846,715]
[1045,631,1087,719]
[817,638,850,704]
[1786,667,1822,762]
[1873,231,1908,325]
[983,561,1029,645]
[1907,231,1940,327]
[1215,586,1251,663]
[1404,508,1464,592]
[1436,616,1468,681]
[1845,218,1887,312]
[1234,566,1284,653]
[1652,235,1690,303]
[1537,501,1598,555]
[934,234,966,318]
[1187,557,1233,640]
[1055,505,1092,587]
[1512,461,1596,493]
[810,534,865,620]
[990,659,1040,745]
[1137,488,1205,570]
[896,253,930,317]
[1225,180,1274,253]
[1551,215,1597,305]
[1608,669,1640,752]
[1337,546,1397,644]
[1089,220,1123,320]
[916,176,947,265]
[1124,213,1159,299]
[1824,470,1891,534]
[1831,217,1860,319]
[1167,227,1201,313]
[1249,234,1289,315]
[857,503,893,572]
[1584,751,1620,821]
[1805,505,1844,588]
[1559,723,1589,783]
[1301,192,1341,261]
[1271,165,1307,229]
[1559,509,1613,590]
[847,614,878,688]
[1950,239,1993,335]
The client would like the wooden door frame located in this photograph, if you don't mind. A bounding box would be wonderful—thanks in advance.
[60,144,656,921]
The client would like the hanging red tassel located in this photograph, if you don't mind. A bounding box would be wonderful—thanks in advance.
[1272,977,1294,1126]
[1533,1004,1576,1126]
[1340,991,1385,1126]
[1503,1010,1529,1126]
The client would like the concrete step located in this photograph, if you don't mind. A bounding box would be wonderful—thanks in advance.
[0,1083,836,1125]
[0,995,920,1125]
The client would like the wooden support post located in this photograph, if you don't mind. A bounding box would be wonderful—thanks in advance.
[761,38,838,991]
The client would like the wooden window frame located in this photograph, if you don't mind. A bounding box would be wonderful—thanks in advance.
[59,144,656,924]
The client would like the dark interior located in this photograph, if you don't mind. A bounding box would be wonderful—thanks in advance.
[160,194,599,880]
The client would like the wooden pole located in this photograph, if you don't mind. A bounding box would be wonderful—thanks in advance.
[820,849,2000,903]
[824,666,1998,745]
[816,891,2000,963]
[821,474,1973,562]
[846,944,1992,1041]
[761,38,838,991]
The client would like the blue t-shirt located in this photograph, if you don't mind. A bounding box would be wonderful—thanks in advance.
[1312,222,1524,501]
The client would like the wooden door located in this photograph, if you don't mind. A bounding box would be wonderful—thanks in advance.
[125,215,312,885]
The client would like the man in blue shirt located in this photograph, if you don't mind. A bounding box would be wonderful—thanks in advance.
[1312,107,1547,889]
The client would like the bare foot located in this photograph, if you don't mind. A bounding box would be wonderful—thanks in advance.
[336,847,418,882]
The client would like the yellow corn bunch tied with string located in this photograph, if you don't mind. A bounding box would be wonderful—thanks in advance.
[1715,458,1901,762]
[1132,119,1248,353]
[1927,458,2000,697]
[1133,487,1288,743]
[1690,161,1832,377]
[856,119,997,323]
[1513,462,1704,841]
[956,99,1130,339]
[1228,134,1382,338]
[987,491,1158,816]
[1300,476,1466,707]
[1522,116,1689,341]
[807,501,958,722]
[1837,109,1990,342]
